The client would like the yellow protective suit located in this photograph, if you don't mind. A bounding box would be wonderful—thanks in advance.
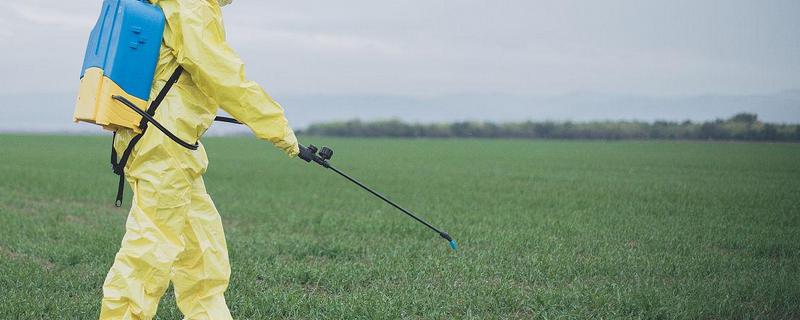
[100,0,298,319]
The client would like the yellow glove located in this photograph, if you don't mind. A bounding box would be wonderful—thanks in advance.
[276,129,300,157]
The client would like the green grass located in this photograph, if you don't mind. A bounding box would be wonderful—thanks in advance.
[0,134,798,319]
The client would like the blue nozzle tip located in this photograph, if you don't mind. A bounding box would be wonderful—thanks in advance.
[449,240,458,251]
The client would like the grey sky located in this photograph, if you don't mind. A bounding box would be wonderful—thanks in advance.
[0,0,798,131]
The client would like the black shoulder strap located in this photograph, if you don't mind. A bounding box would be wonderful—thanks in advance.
[111,66,184,206]
[143,66,184,127]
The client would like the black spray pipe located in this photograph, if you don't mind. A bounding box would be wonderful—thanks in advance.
[298,144,457,250]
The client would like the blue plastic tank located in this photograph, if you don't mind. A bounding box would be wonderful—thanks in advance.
[81,0,164,101]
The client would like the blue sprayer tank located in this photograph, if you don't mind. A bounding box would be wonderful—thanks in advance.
[74,0,165,133]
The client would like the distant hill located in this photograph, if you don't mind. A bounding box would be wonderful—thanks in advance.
[1,90,798,134]
[301,113,800,142]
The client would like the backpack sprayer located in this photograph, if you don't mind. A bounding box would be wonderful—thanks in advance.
[297,144,458,251]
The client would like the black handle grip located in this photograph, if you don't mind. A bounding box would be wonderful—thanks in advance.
[298,144,315,162]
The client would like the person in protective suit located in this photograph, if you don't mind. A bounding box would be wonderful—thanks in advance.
[99,0,298,319]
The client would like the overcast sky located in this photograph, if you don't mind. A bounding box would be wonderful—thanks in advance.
[0,0,798,130]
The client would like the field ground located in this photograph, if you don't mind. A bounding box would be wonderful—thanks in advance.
[0,135,798,319]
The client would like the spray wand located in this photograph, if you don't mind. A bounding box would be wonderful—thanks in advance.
[298,144,457,251]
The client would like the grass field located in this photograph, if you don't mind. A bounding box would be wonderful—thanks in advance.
[0,134,798,319]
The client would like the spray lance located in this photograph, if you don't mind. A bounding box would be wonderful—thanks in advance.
[298,144,458,251]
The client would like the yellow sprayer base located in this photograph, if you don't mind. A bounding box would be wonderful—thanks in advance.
[74,67,147,133]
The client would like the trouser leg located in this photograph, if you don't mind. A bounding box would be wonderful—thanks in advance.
[100,176,192,320]
[172,177,233,320]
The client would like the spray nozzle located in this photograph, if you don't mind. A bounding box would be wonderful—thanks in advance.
[440,232,457,251]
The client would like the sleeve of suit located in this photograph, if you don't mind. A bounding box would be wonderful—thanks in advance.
[167,1,299,156]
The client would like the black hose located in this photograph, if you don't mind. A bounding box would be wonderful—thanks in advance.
[214,116,242,124]
[112,95,199,150]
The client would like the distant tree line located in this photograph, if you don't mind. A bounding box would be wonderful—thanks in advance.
[300,113,800,141]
